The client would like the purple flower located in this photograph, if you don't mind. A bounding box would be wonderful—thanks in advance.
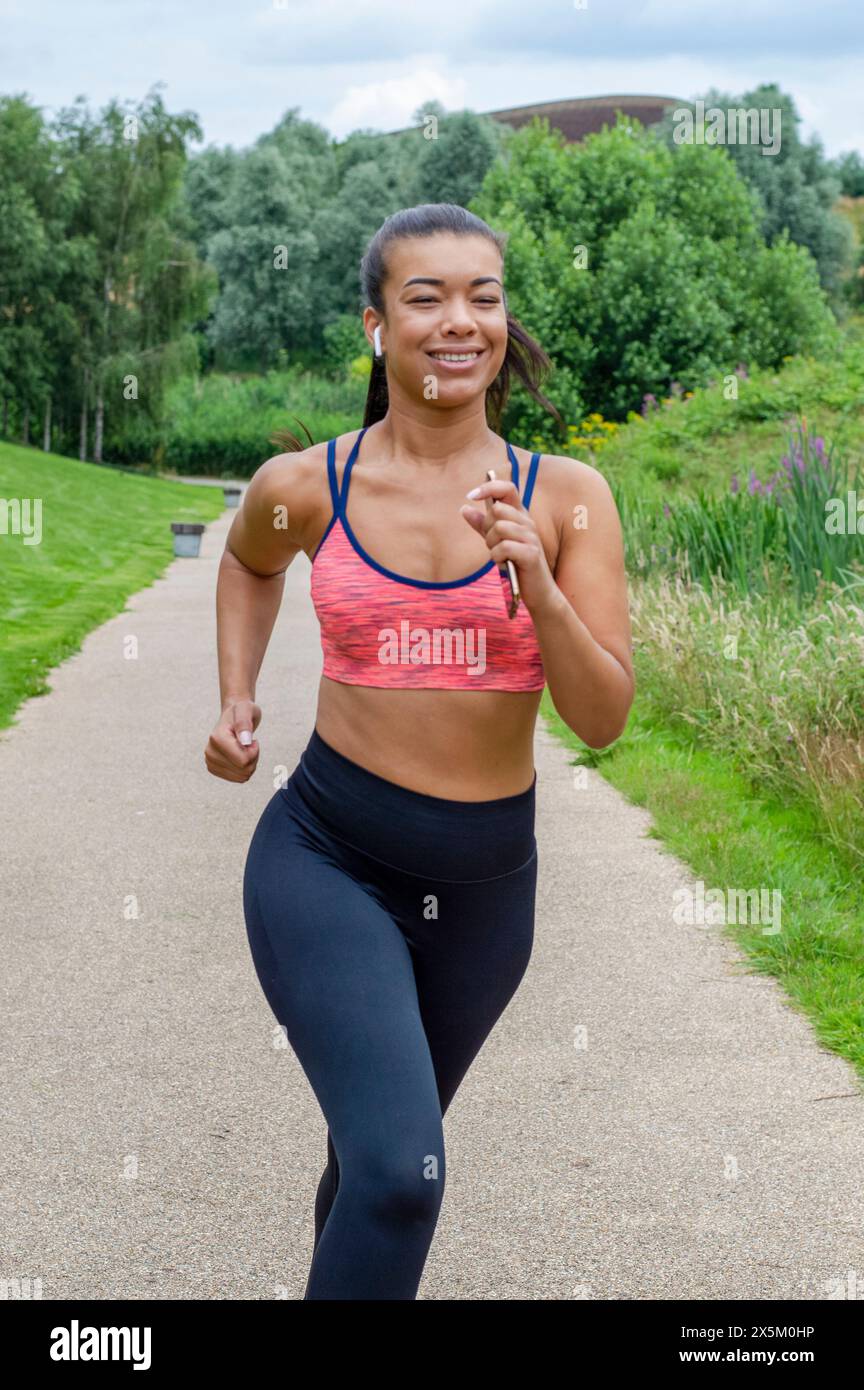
[735,363,749,380]
[795,455,805,475]
[782,454,792,473]
[730,473,739,494]
[662,502,671,517]
[748,469,762,495]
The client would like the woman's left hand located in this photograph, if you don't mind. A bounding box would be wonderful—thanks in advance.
[460,476,560,618]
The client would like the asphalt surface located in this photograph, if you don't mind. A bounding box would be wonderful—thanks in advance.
[1,490,863,1301]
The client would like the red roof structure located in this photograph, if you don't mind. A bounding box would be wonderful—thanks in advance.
[484,94,683,143]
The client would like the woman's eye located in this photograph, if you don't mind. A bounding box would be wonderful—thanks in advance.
[410,296,499,304]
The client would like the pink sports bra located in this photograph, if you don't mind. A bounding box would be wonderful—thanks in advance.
[309,427,547,692]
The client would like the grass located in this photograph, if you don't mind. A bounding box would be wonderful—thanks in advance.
[0,442,224,730]
[539,690,864,1083]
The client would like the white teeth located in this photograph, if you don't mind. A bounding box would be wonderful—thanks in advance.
[430,352,480,361]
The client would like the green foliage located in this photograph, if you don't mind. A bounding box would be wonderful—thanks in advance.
[564,317,864,500]
[471,114,838,426]
[834,151,864,198]
[2,80,856,471]
[322,313,371,372]
[0,86,217,463]
[402,102,507,208]
[651,83,856,309]
[611,418,864,606]
[107,367,366,474]
[182,103,507,371]
[624,568,864,866]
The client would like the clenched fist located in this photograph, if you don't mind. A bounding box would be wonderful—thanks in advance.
[205,698,262,782]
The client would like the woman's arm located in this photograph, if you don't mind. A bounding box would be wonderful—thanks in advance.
[462,454,635,750]
[205,454,312,782]
[531,458,635,749]
[217,457,306,702]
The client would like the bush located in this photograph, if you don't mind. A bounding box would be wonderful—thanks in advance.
[104,366,367,475]
[472,116,839,427]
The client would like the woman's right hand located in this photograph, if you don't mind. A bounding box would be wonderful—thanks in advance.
[205,698,262,782]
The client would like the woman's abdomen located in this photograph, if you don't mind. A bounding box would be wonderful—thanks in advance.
[314,676,542,801]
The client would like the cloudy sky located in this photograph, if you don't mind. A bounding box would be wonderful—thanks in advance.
[4,0,862,158]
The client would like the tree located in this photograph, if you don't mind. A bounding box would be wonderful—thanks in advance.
[470,114,838,430]
[181,104,509,370]
[50,84,216,461]
[833,150,864,197]
[650,83,855,309]
[0,95,83,450]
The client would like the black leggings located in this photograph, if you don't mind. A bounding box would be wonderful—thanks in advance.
[242,727,538,1299]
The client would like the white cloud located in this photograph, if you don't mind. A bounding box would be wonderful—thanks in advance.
[0,0,860,156]
[326,67,469,138]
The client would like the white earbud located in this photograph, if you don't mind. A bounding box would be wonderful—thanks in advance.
[373,325,383,357]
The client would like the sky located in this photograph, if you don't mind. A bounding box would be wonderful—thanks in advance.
[3,0,863,159]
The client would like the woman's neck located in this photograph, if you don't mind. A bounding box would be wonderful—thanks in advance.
[367,402,500,471]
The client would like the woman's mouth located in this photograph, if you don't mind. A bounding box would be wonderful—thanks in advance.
[426,349,485,372]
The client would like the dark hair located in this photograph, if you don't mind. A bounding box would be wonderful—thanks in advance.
[270,202,562,452]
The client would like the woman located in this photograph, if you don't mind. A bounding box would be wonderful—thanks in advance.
[205,203,634,1299]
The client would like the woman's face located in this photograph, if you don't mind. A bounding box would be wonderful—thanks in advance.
[368,233,508,409]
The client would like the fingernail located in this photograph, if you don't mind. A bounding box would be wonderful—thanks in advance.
[466,487,482,499]
[239,730,252,746]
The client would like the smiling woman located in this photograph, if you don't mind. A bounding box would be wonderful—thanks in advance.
[209,202,634,1302]
[352,203,562,436]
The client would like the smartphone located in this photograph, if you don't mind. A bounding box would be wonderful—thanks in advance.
[485,469,521,619]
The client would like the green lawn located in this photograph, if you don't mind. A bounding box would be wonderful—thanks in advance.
[0,443,224,730]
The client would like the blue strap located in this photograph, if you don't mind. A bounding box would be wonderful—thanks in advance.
[506,440,520,493]
[326,428,368,516]
[339,427,367,511]
[522,452,541,510]
[330,432,535,516]
[325,438,340,514]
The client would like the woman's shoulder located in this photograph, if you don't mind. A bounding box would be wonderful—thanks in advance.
[253,430,361,495]
[242,435,352,552]
[515,447,621,570]
[515,444,616,512]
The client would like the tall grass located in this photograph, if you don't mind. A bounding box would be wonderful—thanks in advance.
[628,568,864,868]
[613,418,864,605]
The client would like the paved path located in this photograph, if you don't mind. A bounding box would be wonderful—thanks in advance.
[1,496,863,1301]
